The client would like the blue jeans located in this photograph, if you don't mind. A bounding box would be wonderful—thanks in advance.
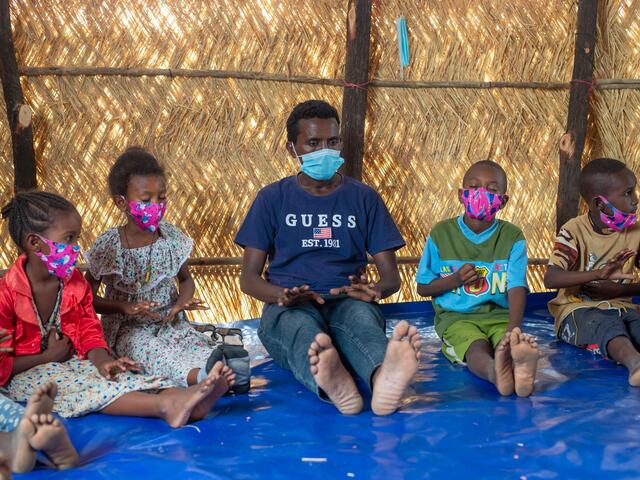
[0,392,23,432]
[258,297,388,399]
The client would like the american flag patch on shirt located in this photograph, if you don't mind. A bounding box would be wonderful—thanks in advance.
[313,227,332,239]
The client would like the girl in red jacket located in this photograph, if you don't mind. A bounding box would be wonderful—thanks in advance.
[0,192,235,431]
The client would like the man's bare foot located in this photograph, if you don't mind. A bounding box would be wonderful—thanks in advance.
[189,362,233,421]
[510,328,540,397]
[8,418,36,473]
[28,413,79,470]
[371,321,421,416]
[494,333,515,396]
[158,362,227,427]
[308,333,363,415]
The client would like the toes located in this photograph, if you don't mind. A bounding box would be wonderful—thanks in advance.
[309,354,319,365]
[210,361,224,376]
[509,329,520,345]
[309,341,320,353]
[314,333,333,349]
[392,320,410,340]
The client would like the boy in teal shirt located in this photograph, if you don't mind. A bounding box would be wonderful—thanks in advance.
[416,160,540,397]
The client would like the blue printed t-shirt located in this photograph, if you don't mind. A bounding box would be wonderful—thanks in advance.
[415,215,528,336]
[235,175,405,294]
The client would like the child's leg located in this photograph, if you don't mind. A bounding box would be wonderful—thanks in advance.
[0,452,10,480]
[99,361,231,428]
[560,308,640,385]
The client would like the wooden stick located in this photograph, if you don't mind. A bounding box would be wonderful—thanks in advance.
[341,0,372,180]
[0,0,37,192]
[556,0,597,232]
[0,256,549,276]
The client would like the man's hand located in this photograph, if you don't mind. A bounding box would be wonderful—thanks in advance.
[277,285,325,307]
[582,281,629,300]
[0,327,12,353]
[454,264,480,287]
[597,249,636,281]
[329,273,382,303]
[163,298,209,324]
[97,356,141,381]
[43,331,74,363]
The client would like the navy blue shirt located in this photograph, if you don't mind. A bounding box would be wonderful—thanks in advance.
[235,175,405,294]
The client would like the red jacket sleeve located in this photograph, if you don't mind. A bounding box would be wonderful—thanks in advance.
[0,283,16,386]
[75,281,108,358]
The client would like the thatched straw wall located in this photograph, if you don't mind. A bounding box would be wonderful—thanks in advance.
[0,0,638,323]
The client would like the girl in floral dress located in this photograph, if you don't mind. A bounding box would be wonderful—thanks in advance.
[0,191,234,431]
[86,148,235,388]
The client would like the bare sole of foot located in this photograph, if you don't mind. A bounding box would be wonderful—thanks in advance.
[160,362,225,427]
[23,382,56,419]
[510,328,540,397]
[28,413,79,470]
[308,333,363,415]
[189,362,233,421]
[9,418,37,474]
[371,321,421,416]
[494,333,515,396]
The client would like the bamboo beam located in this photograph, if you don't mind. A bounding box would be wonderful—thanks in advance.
[556,0,597,232]
[340,0,372,180]
[18,67,640,92]
[0,0,36,192]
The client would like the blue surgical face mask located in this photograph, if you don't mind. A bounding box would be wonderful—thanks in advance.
[293,146,345,181]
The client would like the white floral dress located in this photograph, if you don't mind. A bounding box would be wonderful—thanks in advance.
[86,222,218,387]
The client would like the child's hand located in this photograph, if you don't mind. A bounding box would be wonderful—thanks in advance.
[122,301,161,319]
[97,356,141,381]
[43,331,74,363]
[454,263,479,286]
[597,249,636,281]
[0,327,12,353]
[582,281,628,300]
[277,285,325,307]
[163,298,209,324]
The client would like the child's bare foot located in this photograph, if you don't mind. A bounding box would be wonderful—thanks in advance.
[308,333,363,415]
[23,382,56,419]
[28,413,79,470]
[189,362,232,421]
[371,321,421,416]
[494,333,515,396]
[9,418,36,473]
[158,362,228,427]
[510,328,540,397]
[628,360,640,386]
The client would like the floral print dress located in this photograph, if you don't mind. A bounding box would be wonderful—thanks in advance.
[87,222,218,387]
[6,284,176,418]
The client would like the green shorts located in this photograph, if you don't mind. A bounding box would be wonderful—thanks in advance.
[441,316,509,364]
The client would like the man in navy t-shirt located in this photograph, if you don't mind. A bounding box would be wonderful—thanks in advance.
[235,100,421,416]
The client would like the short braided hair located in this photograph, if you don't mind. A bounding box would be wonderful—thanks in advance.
[1,191,77,247]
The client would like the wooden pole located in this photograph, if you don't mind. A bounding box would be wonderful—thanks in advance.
[341,0,372,180]
[556,0,597,232]
[0,0,36,193]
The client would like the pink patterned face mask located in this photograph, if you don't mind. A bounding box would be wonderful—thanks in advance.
[35,236,81,280]
[596,195,637,232]
[127,199,166,232]
[460,187,505,222]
